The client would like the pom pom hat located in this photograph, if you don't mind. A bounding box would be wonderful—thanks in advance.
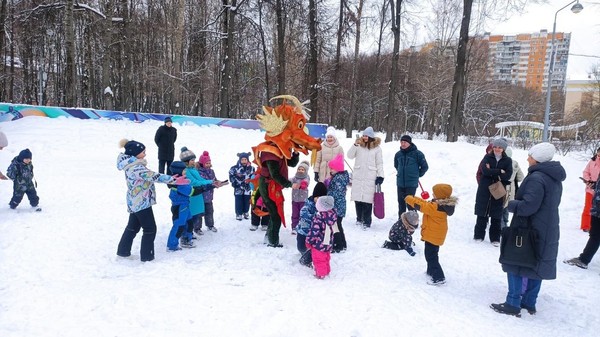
[328,153,344,172]
[199,151,211,165]
[528,143,556,163]
[180,146,196,162]
[120,139,146,157]
[18,148,32,161]
[325,126,337,139]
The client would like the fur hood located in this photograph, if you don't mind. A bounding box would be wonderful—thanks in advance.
[434,196,458,206]
[355,137,381,149]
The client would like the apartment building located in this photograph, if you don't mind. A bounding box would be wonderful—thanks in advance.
[482,30,571,93]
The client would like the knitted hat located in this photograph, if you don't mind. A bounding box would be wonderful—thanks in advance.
[312,182,328,198]
[121,139,146,157]
[164,116,172,123]
[492,138,508,151]
[18,148,32,161]
[237,152,251,161]
[170,161,187,176]
[180,146,196,162]
[316,195,335,212]
[505,147,513,158]
[325,126,337,139]
[362,127,375,138]
[0,131,7,148]
[432,183,452,199]
[199,151,211,165]
[298,160,310,173]
[528,142,555,163]
[328,153,344,172]
[400,135,412,144]
[401,210,420,229]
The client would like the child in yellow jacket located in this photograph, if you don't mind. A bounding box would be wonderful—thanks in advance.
[405,183,457,286]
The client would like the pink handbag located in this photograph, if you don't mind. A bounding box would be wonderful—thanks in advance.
[373,184,385,219]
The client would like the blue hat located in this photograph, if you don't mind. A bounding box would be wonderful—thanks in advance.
[362,127,375,138]
[237,152,251,161]
[18,148,32,161]
[124,140,146,157]
[164,116,172,123]
[170,161,187,176]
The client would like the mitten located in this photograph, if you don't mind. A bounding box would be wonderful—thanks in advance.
[314,172,319,182]
[173,176,190,185]
[409,251,416,257]
[375,176,384,185]
[300,180,308,190]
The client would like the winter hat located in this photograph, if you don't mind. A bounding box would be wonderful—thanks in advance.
[400,135,412,144]
[328,153,344,172]
[312,182,328,198]
[362,126,375,138]
[528,142,556,163]
[17,148,32,161]
[505,147,513,158]
[121,139,146,157]
[316,195,335,212]
[492,137,508,151]
[0,131,7,148]
[164,116,172,123]
[432,183,452,199]
[298,160,310,172]
[237,152,251,162]
[325,126,337,139]
[199,151,211,165]
[401,210,420,229]
[170,161,187,176]
[180,146,196,162]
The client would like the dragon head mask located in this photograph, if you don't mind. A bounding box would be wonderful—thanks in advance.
[256,95,322,159]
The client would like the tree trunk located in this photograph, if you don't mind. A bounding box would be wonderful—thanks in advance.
[172,0,186,114]
[218,0,237,118]
[384,0,402,142]
[345,0,364,138]
[64,0,77,106]
[331,0,344,127]
[447,0,473,142]
[275,0,286,95]
[0,0,7,101]
[102,0,114,110]
[308,0,319,122]
[258,0,270,100]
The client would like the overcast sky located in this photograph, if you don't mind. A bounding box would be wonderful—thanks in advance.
[492,0,600,80]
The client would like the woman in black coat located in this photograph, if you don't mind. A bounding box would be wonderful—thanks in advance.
[154,117,177,174]
[491,142,566,317]
[473,138,512,245]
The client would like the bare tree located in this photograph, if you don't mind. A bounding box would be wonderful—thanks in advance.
[307,0,319,122]
[383,0,403,142]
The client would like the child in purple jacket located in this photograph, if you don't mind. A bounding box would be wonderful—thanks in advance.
[290,160,310,234]
[306,196,338,279]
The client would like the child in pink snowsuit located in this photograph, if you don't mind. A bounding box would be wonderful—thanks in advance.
[306,195,338,279]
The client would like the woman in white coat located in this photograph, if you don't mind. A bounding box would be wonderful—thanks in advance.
[314,126,344,183]
[347,126,384,229]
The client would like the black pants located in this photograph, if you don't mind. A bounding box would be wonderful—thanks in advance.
[259,178,282,246]
[117,207,157,262]
[580,215,600,264]
[158,159,173,175]
[251,207,270,227]
[333,217,347,251]
[425,241,445,282]
[474,215,501,242]
[10,187,39,208]
[397,186,417,218]
[355,201,373,226]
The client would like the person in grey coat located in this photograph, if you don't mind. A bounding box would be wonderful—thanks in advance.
[491,142,566,317]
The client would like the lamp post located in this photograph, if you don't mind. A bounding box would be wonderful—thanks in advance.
[542,0,583,142]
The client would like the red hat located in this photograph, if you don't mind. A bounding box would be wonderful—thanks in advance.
[328,153,344,172]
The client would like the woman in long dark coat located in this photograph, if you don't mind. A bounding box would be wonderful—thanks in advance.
[473,138,512,245]
[491,142,566,317]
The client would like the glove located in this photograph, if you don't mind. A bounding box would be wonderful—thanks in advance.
[375,176,384,185]
[409,251,416,257]
[314,172,319,182]
[173,176,190,185]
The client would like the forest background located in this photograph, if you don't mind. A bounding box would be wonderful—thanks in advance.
[0,0,598,143]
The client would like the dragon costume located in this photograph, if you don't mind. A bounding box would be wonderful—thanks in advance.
[251,95,322,247]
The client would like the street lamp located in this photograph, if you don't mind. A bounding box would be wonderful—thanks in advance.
[542,0,583,142]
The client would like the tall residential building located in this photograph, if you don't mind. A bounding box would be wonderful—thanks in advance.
[482,30,571,93]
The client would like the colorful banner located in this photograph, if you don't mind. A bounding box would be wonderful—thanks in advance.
[0,103,328,138]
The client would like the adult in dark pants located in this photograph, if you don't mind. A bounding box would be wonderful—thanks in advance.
[394,135,428,219]
[565,170,600,269]
[473,138,512,246]
[491,142,565,317]
[154,116,177,174]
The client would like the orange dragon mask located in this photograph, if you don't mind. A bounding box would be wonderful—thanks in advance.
[254,95,322,161]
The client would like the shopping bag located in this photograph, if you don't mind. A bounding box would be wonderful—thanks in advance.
[373,184,385,219]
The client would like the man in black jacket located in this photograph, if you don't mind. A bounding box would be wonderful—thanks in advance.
[154,117,177,174]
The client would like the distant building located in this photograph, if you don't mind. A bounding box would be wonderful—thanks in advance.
[565,79,599,119]
[481,30,571,93]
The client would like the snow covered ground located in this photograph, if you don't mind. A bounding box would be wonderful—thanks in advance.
[0,116,598,337]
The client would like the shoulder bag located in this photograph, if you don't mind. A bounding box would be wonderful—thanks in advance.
[499,216,539,269]
[489,176,507,200]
